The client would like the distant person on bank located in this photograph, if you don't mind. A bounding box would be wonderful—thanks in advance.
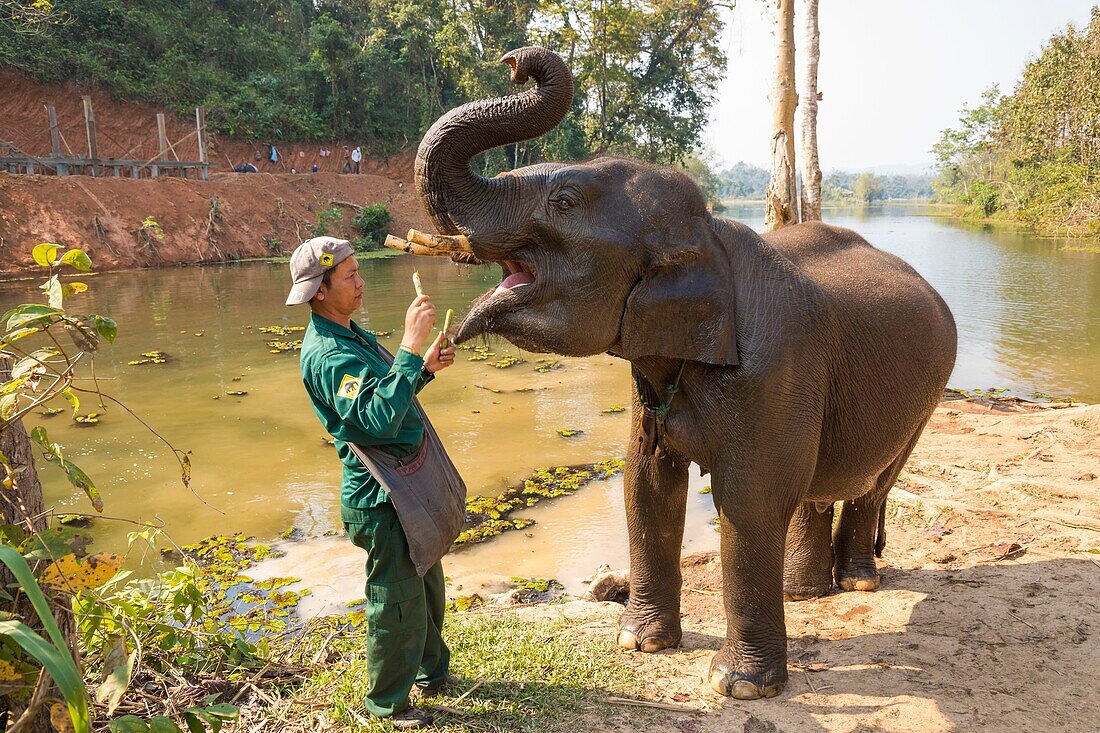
[351,145,362,174]
[286,237,455,729]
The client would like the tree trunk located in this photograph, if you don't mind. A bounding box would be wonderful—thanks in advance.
[0,357,70,733]
[798,0,823,222]
[764,0,799,231]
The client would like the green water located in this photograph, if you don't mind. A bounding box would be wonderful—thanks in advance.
[1,205,1097,579]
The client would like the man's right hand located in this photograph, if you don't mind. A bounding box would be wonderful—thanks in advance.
[401,294,436,354]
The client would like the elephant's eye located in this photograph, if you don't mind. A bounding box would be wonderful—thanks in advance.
[550,197,574,213]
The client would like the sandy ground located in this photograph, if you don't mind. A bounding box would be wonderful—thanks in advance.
[512,399,1100,732]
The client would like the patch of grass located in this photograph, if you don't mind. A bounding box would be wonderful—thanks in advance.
[310,615,642,732]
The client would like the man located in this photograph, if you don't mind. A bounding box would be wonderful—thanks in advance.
[351,145,362,174]
[286,237,455,729]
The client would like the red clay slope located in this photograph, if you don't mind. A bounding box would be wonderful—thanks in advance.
[0,70,429,275]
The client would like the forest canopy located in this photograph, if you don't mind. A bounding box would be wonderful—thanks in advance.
[932,7,1100,236]
[0,0,726,166]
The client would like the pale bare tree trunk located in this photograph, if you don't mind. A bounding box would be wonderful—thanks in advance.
[1,357,69,733]
[798,0,823,222]
[764,0,800,231]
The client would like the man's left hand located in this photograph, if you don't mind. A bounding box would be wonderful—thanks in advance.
[424,332,456,373]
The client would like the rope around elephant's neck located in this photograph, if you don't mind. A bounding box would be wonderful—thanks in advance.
[653,360,687,424]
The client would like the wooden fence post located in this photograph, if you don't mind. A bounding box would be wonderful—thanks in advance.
[82,96,98,177]
[47,106,67,176]
[155,113,168,178]
[195,107,209,181]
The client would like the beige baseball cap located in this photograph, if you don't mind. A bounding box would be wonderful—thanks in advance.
[285,237,355,306]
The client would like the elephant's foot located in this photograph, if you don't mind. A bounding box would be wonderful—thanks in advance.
[782,583,831,602]
[707,646,787,699]
[617,607,681,653]
[835,564,880,592]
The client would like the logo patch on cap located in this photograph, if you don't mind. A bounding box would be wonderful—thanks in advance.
[337,374,361,399]
[320,253,334,266]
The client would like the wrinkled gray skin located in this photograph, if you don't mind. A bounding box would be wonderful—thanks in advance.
[416,47,957,699]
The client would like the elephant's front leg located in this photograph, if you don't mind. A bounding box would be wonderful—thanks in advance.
[617,449,689,653]
[709,477,799,699]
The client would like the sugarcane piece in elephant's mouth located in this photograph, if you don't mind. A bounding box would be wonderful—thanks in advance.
[494,260,535,297]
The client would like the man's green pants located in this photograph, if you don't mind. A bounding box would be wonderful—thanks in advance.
[341,502,450,718]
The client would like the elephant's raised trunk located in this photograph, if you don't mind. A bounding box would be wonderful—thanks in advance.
[414,46,574,236]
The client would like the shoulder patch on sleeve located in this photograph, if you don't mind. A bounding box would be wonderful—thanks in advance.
[337,373,362,399]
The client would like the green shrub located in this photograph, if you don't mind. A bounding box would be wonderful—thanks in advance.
[351,203,392,250]
[963,180,1001,217]
[311,207,344,237]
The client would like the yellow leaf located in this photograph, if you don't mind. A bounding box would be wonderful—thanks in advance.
[32,243,60,267]
[50,701,75,732]
[0,659,21,682]
[39,552,123,592]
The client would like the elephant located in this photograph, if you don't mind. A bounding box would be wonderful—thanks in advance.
[404,46,958,700]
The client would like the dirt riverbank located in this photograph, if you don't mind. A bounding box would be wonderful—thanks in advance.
[0,68,429,275]
[0,170,429,275]
[412,398,1099,732]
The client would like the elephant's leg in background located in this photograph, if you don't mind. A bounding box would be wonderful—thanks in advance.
[834,428,923,591]
[708,476,801,699]
[617,450,689,653]
[783,501,835,600]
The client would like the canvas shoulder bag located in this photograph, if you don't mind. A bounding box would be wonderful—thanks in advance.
[346,344,467,577]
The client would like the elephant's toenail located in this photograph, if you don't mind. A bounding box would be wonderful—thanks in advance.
[640,637,667,653]
[839,576,880,592]
[731,680,763,700]
[709,670,731,696]
[617,630,640,650]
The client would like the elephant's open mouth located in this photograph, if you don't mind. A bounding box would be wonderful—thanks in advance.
[451,257,539,344]
[494,259,536,296]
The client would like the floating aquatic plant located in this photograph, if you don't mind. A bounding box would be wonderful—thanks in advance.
[454,458,624,546]
[507,576,565,603]
[556,428,584,438]
[73,412,101,426]
[258,325,305,336]
[446,594,485,613]
[601,405,626,414]
[127,350,169,365]
[462,344,496,361]
[534,359,563,373]
[266,339,302,353]
[491,354,525,369]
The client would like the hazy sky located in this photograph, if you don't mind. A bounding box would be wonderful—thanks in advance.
[704,1,1096,172]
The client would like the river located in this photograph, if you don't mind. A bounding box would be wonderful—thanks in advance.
[1,203,1097,609]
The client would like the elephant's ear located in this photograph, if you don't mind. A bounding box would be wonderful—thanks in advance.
[617,215,739,366]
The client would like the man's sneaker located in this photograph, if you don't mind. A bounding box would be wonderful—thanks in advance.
[390,706,434,730]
